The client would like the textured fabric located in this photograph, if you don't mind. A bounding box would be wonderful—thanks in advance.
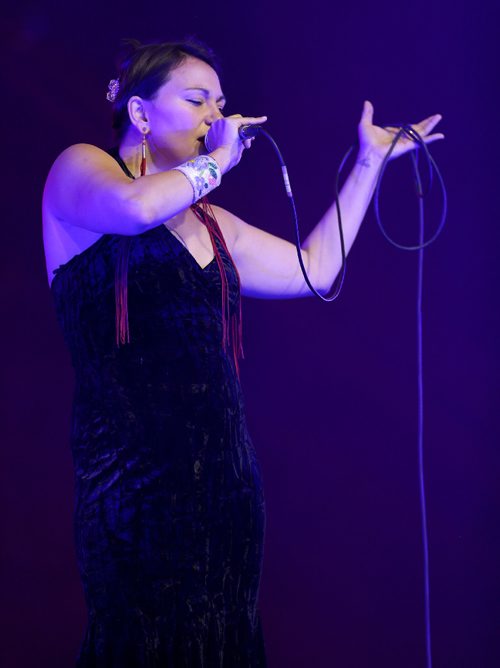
[51,172,267,666]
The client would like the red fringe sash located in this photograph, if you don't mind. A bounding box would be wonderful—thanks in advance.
[114,197,243,376]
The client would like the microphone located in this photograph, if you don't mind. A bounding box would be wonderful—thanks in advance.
[204,124,262,152]
[238,124,262,140]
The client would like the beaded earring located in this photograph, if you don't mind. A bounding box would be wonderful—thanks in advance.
[115,129,148,347]
[140,129,148,177]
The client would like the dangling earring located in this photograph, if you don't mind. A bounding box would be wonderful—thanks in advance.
[115,127,147,347]
[140,129,148,177]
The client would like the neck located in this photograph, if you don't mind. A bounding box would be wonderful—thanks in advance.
[118,129,182,177]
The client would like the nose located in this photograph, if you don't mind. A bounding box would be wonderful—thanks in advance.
[205,101,224,125]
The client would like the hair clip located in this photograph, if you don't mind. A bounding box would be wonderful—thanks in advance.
[106,79,120,102]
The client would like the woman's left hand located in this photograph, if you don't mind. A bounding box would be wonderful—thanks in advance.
[358,100,444,161]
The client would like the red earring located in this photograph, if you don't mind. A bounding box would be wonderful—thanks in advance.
[140,130,147,177]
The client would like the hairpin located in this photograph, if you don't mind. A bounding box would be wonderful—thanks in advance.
[106,79,120,102]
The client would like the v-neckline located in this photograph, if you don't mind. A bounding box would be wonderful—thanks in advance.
[161,224,216,272]
[105,148,218,272]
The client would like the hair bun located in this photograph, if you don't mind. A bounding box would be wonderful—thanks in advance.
[115,38,143,72]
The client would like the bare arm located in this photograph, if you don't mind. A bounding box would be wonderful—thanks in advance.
[42,115,266,235]
[224,102,444,299]
[214,157,379,299]
[226,150,384,298]
[43,143,207,235]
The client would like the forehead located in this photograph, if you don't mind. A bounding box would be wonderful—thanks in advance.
[164,56,223,96]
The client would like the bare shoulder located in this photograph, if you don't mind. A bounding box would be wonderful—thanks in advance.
[44,143,127,210]
[43,144,130,283]
[43,142,135,232]
[46,143,124,187]
[53,142,116,164]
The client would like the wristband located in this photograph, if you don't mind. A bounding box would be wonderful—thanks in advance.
[172,155,222,203]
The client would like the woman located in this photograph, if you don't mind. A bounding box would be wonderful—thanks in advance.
[43,39,443,667]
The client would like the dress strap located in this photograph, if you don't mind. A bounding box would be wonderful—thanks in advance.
[107,147,135,180]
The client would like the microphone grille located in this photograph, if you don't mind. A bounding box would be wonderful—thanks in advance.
[239,125,261,140]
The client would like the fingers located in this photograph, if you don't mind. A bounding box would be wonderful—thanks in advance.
[391,116,444,145]
[422,132,445,144]
[228,115,266,150]
[413,114,442,137]
[226,114,268,125]
[360,100,374,125]
[383,114,443,137]
[243,135,259,149]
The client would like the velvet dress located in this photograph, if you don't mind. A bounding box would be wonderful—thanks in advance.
[50,153,267,667]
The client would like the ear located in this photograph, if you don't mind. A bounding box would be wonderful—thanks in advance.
[127,96,150,134]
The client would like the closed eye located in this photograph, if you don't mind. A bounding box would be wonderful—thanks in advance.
[187,99,225,113]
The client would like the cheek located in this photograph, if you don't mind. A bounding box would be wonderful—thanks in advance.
[154,105,198,134]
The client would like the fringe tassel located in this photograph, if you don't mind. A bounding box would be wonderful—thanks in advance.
[115,146,147,348]
[114,195,243,376]
[191,198,244,375]
[115,237,132,346]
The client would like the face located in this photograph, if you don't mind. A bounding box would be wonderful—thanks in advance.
[139,56,226,169]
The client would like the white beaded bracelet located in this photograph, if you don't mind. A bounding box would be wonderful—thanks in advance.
[173,155,222,203]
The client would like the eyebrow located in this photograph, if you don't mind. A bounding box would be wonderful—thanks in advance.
[184,87,226,103]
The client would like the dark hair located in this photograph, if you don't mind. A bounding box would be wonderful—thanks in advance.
[111,38,221,140]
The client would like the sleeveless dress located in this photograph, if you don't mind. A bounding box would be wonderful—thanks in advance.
[50,153,267,667]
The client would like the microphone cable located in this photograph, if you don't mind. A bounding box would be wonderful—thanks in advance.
[249,126,352,300]
[244,122,447,668]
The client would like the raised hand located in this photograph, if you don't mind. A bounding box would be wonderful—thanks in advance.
[358,100,444,161]
[205,114,267,173]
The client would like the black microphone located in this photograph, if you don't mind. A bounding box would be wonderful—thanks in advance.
[204,124,262,152]
[238,124,262,140]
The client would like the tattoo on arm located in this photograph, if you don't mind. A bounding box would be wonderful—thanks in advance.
[356,156,372,167]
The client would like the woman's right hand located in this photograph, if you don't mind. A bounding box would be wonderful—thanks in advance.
[206,114,267,173]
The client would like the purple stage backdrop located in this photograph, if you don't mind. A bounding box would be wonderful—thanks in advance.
[2,1,499,666]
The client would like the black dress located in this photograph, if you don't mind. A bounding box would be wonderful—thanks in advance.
[50,154,267,667]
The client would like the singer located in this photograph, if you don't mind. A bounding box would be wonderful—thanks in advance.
[43,38,443,667]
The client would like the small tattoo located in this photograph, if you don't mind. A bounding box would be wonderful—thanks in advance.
[357,157,371,167]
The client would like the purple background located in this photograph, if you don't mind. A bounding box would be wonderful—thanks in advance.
[2,1,499,666]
